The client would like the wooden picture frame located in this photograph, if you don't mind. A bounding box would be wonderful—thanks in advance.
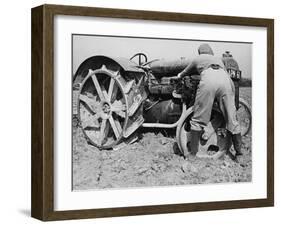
[31,4,274,221]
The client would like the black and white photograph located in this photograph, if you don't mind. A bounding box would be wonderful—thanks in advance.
[72,34,252,191]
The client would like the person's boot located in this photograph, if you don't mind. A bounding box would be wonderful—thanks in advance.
[232,133,242,156]
[188,130,201,156]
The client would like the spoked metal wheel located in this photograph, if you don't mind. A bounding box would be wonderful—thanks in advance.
[176,98,252,156]
[176,111,192,157]
[78,66,128,149]
[237,98,251,136]
[176,112,218,157]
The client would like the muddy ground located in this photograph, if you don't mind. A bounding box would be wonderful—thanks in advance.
[72,87,252,190]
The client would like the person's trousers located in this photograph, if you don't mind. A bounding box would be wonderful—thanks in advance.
[190,68,241,135]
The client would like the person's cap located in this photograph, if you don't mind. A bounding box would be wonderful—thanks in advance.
[198,43,214,55]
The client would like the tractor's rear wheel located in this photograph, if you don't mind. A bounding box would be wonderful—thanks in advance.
[78,66,128,149]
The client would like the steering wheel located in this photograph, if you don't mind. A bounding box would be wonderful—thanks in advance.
[130,53,148,66]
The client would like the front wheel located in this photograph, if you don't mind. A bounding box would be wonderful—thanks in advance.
[237,98,251,136]
[176,107,194,157]
[176,98,252,156]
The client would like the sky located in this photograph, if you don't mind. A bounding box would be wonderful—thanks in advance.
[73,34,252,78]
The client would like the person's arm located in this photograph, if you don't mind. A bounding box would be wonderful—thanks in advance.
[177,60,196,78]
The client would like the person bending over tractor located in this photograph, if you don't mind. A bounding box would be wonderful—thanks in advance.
[177,43,242,158]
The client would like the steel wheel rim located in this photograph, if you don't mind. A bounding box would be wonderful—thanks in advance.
[78,66,128,149]
[237,98,251,136]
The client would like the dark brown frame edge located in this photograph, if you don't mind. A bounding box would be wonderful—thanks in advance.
[31,4,274,221]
